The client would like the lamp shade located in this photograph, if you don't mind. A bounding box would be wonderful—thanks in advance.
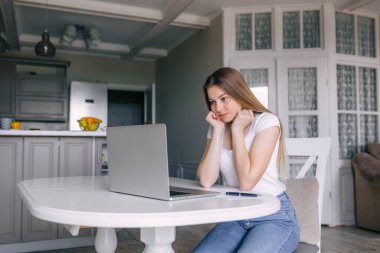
[61,24,76,46]
[35,31,56,57]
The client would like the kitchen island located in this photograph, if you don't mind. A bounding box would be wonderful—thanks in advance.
[0,130,107,252]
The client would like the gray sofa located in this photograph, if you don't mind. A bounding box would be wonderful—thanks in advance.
[352,143,380,232]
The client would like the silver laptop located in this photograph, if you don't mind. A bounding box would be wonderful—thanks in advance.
[107,124,218,200]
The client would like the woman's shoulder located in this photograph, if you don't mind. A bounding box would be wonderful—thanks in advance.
[253,112,280,132]
[256,112,279,122]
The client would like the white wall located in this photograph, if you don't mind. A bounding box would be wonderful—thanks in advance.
[156,15,223,163]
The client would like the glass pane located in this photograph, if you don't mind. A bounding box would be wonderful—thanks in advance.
[283,11,300,49]
[303,10,320,48]
[289,115,318,138]
[240,68,269,107]
[338,113,357,159]
[255,12,272,50]
[337,65,356,110]
[241,68,268,87]
[358,16,375,57]
[360,114,378,151]
[336,12,355,55]
[288,67,317,110]
[359,67,377,111]
[236,13,252,50]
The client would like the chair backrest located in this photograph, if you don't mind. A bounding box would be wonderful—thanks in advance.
[284,137,331,251]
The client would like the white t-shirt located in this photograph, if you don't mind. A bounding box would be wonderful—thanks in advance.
[207,112,285,196]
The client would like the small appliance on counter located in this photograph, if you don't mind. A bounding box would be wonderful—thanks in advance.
[0,118,12,130]
[69,81,108,131]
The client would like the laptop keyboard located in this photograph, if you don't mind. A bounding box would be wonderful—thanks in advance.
[170,190,191,196]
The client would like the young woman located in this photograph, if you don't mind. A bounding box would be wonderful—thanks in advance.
[193,67,300,253]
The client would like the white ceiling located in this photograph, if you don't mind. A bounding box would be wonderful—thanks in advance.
[0,0,379,60]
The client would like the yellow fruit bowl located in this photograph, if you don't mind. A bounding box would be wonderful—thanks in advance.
[77,117,102,131]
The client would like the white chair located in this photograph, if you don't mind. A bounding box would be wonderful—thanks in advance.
[284,137,331,253]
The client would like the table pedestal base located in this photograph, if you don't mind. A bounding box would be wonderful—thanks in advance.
[95,227,117,253]
[141,227,175,253]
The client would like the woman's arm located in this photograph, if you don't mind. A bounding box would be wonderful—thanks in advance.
[232,112,280,191]
[197,112,225,188]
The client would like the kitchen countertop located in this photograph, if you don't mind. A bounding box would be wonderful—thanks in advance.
[0,130,107,137]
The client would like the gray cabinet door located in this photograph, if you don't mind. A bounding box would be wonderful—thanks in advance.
[15,96,68,121]
[58,137,93,238]
[95,137,107,176]
[16,74,67,97]
[59,138,93,177]
[15,74,68,121]
[0,62,15,116]
[22,137,59,242]
[0,137,22,244]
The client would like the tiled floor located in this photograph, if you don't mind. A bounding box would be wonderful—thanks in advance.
[36,224,380,253]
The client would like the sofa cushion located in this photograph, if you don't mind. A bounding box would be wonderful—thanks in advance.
[368,143,380,159]
[352,152,380,184]
[285,177,319,245]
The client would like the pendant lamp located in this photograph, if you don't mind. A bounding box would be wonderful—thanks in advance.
[34,0,55,57]
[0,32,8,52]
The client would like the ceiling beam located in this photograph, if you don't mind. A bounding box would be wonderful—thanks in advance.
[122,0,196,60]
[0,0,20,50]
[14,0,209,28]
[337,0,376,11]
[19,34,168,59]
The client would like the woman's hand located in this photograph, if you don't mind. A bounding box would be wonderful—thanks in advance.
[206,111,225,130]
[232,109,254,131]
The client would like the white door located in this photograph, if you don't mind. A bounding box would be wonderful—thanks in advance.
[277,57,333,225]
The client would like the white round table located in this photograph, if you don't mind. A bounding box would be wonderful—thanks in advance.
[18,176,280,253]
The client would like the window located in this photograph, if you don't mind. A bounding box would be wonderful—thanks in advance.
[336,12,376,57]
[283,9,321,49]
[240,68,269,107]
[235,12,272,51]
[337,64,378,159]
[287,67,318,137]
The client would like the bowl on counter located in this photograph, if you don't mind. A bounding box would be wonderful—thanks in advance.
[77,117,102,131]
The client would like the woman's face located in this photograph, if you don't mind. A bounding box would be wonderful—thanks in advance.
[207,85,242,123]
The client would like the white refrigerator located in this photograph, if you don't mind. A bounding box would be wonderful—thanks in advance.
[69,81,108,131]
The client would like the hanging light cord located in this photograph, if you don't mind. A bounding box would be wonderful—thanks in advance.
[44,0,48,32]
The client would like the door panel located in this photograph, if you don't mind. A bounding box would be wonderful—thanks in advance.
[277,57,332,225]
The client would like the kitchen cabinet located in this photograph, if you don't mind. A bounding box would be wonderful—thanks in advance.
[58,137,93,238]
[22,137,59,242]
[15,74,68,121]
[0,61,15,117]
[15,96,68,121]
[0,133,106,251]
[0,137,22,244]
[0,57,69,123]
[16,74,67,97]
[59,138,93,177]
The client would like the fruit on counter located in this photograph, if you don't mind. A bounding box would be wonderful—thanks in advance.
[88,123,99,131]
[11,120,21,130]
[77,117,102,131]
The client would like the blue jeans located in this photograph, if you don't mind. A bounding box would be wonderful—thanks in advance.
[192,192,300,253]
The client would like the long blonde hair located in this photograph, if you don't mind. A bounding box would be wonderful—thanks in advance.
[203,67,286,177]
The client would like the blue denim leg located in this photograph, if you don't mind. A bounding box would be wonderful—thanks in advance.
[237,192,300,253]
[192,192,300,253]
[192,221,246,253]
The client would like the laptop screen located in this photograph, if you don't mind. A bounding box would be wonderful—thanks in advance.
[107,124,171,199]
